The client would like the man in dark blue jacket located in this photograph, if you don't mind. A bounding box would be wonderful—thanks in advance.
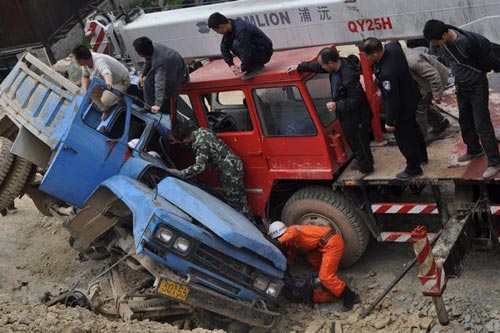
[288,48,374,176]
[208,12,273,80]
[362,38,427,180]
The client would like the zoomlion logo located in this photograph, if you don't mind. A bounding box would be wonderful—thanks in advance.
[197,21,210,33]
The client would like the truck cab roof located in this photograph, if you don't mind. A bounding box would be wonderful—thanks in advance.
[185,46,327,90]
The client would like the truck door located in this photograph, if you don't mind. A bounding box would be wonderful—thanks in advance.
[172,89,268,214]
[252,85,336,179]
[207,90,269,212]
[39,82,131,207]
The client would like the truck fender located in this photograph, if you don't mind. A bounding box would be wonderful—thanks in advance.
[97,175,184,251]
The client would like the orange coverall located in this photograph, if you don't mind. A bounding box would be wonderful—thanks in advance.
[278,225,346,298]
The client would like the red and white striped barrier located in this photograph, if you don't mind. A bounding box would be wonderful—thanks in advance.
[380,231,437,243]
[84,20,110,54]
[411,225,446,297]
[371,203,438,214]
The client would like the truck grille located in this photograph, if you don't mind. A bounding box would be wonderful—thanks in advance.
[193,243,255,287]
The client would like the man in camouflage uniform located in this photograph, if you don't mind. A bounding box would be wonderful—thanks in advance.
[173,123,253,220]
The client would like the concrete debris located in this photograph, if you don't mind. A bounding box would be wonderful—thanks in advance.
[373,316,391,329]
[0,303,222,333]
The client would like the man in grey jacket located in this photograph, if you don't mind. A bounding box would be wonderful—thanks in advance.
[133,37,190,114]
[403,47,453,142]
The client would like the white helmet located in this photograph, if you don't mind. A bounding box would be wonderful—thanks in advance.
[268,221,287,239]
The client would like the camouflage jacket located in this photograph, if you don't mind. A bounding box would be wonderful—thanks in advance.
[180,128,241,179]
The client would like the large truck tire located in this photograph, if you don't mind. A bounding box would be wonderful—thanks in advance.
[0,137,15,185]
[281,186,369,267]
[0,154,33,210]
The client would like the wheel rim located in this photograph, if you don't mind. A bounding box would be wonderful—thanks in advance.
[296,213,342,235]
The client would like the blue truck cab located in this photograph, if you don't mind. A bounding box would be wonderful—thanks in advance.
[0,53,285,327]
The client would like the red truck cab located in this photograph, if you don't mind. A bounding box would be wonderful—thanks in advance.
[173,46,351,217]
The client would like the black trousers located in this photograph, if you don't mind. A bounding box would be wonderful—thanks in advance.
[457,76,500,166]
[339,109,374,173]
[394,118,428,173]
[244,45,273,72]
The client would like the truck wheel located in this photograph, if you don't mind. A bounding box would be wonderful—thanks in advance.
[281,186,369,267]
[0,155,32,210]
[0,137,15,185]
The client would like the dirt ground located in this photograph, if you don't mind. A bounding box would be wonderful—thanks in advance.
[1,197,500,333]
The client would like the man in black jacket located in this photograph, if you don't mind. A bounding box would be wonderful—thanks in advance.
[362,38,427,180]
[208,12,273,80]
[424,20,500,179]
[288,48,374,176]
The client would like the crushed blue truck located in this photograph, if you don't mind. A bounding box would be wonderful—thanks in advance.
[0,53,287,328]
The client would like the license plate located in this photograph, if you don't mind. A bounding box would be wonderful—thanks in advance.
[158,279,190,301]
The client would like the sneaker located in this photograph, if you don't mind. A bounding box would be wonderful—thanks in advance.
[457,152,485,162]
[396,169,423,180]
[483,165,500,179]
[240,65,265,80]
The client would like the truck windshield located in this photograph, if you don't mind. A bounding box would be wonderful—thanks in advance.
[306,73,337,126]
[252,86,316,137]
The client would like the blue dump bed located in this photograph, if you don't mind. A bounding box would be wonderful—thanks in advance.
[0,53,80,149]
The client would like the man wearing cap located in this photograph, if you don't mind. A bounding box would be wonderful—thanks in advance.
[268,221,360,310]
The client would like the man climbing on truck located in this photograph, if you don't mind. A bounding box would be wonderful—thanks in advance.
[268,221,360,311]
[133,37,190,114]
[173,123,254,221]
[72,45,130,120]
[207,12,273,80]
[288,47,374,177]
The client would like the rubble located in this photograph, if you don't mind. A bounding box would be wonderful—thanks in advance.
[0,302,221,333]
[2,198,500,332]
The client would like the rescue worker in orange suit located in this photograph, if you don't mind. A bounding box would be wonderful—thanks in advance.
[268,221,360,311]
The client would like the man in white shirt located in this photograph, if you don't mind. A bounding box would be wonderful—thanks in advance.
[72,45,130,120]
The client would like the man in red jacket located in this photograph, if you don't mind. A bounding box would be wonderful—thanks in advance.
[268,221,360,310]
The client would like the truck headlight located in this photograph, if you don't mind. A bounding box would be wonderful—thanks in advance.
[156,227,175,245]
[266,281,282,297]
[253,275,270,291]
[173,237,191,253]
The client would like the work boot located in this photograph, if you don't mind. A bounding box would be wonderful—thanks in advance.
[483,164,500,179]
[341,286,360,311]
[240,65,265,80]
[457,152,485,162]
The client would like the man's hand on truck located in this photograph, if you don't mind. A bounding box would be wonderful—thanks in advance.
[230,64,242,76]
[326,101,336,112]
